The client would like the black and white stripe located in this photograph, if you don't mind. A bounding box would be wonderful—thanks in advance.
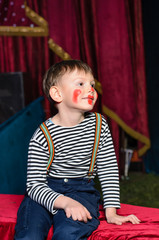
[26,112,120,214]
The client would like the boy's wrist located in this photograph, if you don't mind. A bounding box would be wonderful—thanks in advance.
[54,195,69,209]
[105,207,117,218]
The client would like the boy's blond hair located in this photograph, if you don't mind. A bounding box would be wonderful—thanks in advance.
[43,60,93,100]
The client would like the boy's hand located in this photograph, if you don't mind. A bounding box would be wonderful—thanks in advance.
[64,198,92,223]
[105,207,141,225]
[54,195,92,223]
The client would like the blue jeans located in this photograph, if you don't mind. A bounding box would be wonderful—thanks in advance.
[14,178,101,240]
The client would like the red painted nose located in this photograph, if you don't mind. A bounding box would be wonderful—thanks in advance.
[90,87,95,92]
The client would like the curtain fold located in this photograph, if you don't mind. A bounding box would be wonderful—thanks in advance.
[46,0,150,160]
[125,0,150,154]
[0,0,150,166]
[0,0,52,117]
[0,36,48,98]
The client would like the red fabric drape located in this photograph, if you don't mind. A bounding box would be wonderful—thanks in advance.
[47,0,99,76]
[95,0,149,157]
[1,194,159,240]
[96,0,136,124]
[0,0,150,163]
[46,0,119,160]
[125,0,150,149]
[46,0,150,160]
[0,35,50,108]
[0,0,54,117]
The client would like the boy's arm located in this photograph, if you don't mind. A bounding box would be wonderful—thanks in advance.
[27,135,91,222]
[96,117,120,210]
[97,116,140,225]
[105,207,140,225]
[26,137,62,215]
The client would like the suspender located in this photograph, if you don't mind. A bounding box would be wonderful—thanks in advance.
[88,112,102,177]
[40,113,102,176]
[40,122,55,173]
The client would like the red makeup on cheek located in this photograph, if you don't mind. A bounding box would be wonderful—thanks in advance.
[72,89,81,103]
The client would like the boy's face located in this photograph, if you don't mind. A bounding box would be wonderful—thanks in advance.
[58,69,98,112]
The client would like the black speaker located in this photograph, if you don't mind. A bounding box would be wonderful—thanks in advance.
[0,72,32,123]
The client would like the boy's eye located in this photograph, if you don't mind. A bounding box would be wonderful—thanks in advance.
[91,83,95,88]
[78,82,83,86]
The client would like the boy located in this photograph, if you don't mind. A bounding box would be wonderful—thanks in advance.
[15,60,140,240]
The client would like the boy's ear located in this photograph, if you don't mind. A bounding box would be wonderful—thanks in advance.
[49,86,63,103]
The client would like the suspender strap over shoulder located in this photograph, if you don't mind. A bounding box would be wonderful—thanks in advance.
[40,112,102,175]
[88,112,102,177]
[40,122,55,173]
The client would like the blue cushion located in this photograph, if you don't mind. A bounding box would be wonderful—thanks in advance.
[0,97,45,194]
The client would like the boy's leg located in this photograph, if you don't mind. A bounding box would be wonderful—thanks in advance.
[52,189,100,240]
[14,196,53,240]
[52,209,99,240]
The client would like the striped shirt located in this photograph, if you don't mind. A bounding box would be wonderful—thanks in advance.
[26,112,120,214]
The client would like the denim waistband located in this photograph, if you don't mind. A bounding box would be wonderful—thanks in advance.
[47,177,93,185]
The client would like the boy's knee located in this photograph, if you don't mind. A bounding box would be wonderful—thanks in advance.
[14,235,30,240]
[52,224,76,240]
[53,218,98,240]
[14,229,31,240]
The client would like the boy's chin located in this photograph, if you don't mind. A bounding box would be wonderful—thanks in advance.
[80,105,95,112]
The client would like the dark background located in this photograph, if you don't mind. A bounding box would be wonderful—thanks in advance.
[142,0,159,174]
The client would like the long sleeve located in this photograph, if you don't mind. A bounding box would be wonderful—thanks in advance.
[26,135,62,214]
[96,117,120,209]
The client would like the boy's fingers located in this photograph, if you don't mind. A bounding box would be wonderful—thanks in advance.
[65,200,92,223]
[82,214,88,223]
[78,207,92,222]
[66,210,71,219]
[124,215,141,224]
[84,207,92,219]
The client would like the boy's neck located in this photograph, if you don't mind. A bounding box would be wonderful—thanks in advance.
[52,111,85,127]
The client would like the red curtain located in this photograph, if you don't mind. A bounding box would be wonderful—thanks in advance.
[0,35,52,113]
[0,0,150,165]
[0,0,55,116]
[47,0,99,76]
[125,0,150,151]
[46,0,150,161]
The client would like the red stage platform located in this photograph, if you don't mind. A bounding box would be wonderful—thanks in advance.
[0,194,159,240]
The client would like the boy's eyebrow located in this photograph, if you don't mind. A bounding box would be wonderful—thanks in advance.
[74,77,95,82]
